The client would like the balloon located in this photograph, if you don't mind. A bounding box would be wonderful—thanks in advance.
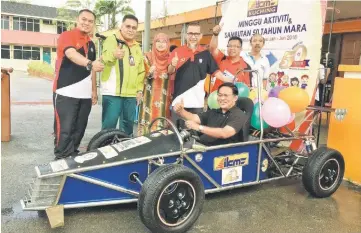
[287,113,296,124]
[278,86,309,113]
[249,89,268,102]
[251,102,269,130]
[207,91,219,109]
[268,86,286,98]
[235,82,250,98]
[261,97,291,128]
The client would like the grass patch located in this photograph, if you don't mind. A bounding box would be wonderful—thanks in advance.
[27,61,55,80]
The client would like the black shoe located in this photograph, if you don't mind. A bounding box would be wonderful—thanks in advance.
[54,155,68,161]
[54,151,78,161]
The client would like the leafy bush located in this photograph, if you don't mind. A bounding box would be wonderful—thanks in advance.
[27,61,55,79]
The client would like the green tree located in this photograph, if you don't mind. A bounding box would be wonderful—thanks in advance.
[56,0,93,30]
[94,0,135,30]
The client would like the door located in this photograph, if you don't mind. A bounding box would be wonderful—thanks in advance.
[43,47,51,64]
[340,33,361,65]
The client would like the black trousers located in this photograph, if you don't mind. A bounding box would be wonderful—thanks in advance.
[171,107,203,131]
[53,93,92,158]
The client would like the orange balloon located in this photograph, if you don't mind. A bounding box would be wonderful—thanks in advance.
[278,86,309,113]
[279,120,295,134]
[204,74,212,94]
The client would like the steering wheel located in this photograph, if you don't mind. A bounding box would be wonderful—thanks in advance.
[148,117,185,151]
[179,129,201,142]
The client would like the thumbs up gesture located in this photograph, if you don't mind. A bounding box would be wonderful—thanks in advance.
[213,22,224,36]
[91,56,104,72]
[171,52,179,67]
[174,98,184,114]
[114,44,125,60]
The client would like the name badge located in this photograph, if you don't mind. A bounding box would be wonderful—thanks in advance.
[129,55,135,66]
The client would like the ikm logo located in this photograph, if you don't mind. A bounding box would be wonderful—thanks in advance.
[214,153,249,171]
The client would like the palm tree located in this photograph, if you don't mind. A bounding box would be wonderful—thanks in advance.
[94,0,135,30]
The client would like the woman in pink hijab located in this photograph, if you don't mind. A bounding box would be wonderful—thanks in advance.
[138,33,173,135]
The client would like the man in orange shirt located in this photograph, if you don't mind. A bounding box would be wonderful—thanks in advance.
[209,23,252,92]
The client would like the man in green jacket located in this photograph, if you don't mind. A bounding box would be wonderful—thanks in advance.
[100,14,145,136]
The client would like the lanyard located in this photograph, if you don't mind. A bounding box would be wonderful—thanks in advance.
[83,42,89,59]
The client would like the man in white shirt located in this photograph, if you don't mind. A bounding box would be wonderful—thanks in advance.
[241,34,270,90]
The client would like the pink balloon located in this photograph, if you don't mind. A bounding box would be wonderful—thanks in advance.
[261,97,291,128]
[287,113,295,124]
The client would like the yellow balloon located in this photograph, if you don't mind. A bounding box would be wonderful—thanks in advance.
[249,89,268,102]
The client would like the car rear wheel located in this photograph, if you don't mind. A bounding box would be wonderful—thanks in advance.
[138,164,204,233]
[302,147,345,198]
[87,129,130,151]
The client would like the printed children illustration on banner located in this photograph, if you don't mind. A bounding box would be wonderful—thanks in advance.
[300,74,309,89]
[268,72,277,88]
[290,77,300,87]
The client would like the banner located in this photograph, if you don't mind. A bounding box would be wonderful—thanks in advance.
[219,0,327,150]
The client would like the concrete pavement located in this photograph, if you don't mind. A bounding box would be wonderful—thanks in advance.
[10,70,53,104]
[1,104,361,233]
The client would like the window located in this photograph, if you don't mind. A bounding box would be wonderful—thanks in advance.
[1,16,9,29]
[52,48,57,52]
[43,20,52,25]
[13,17,40,32]
[57,21,67,34]
[13,46,40,60]
[1,45,10,59]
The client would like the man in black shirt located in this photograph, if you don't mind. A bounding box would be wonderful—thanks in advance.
[168,23,233,128]
[173,83,247,146]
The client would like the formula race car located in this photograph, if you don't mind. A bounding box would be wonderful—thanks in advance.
[20,91,347,232]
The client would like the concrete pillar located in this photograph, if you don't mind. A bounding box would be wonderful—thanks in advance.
[143,0,151,53]
[181,23,187,46]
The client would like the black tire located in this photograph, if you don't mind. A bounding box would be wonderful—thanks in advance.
[87,129,130,151]
[138,164,205,233]
[87,128,120,151]
[302,147,345,198]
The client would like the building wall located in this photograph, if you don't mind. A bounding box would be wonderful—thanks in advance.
[40,21,57,34]
[1,14,62,71]
[1,59,31,71]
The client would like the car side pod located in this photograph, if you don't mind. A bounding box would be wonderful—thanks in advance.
[302,147,345,198]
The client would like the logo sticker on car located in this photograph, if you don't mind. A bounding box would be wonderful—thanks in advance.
[213,153,249,171]
[74,152,98,164]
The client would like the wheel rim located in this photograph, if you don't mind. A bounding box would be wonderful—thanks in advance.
[318,158,340,191]
[99,135,130,147]
[156,180,196,227]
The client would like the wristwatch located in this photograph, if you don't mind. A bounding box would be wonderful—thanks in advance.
[86,61,92,71]
[198,125,204,132]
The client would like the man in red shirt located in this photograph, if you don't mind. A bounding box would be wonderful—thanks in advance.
[53,9,104,159]
[209,23,252,92]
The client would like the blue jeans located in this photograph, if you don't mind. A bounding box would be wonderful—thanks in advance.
[102,95,136,136]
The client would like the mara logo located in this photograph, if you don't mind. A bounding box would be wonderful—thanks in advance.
[247,0,278,17]
[214,153,249,171]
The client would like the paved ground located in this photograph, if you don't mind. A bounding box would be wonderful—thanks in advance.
[1,104,361,233]
[10,71,53,104]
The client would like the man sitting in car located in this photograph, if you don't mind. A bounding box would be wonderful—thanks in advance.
[173,83,247,146]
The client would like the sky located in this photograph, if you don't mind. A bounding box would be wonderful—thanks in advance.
[26,0,218,22]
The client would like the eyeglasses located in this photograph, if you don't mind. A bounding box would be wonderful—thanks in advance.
[227,45,241,49]
[125,25,137,31]
[187,32,201,37]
